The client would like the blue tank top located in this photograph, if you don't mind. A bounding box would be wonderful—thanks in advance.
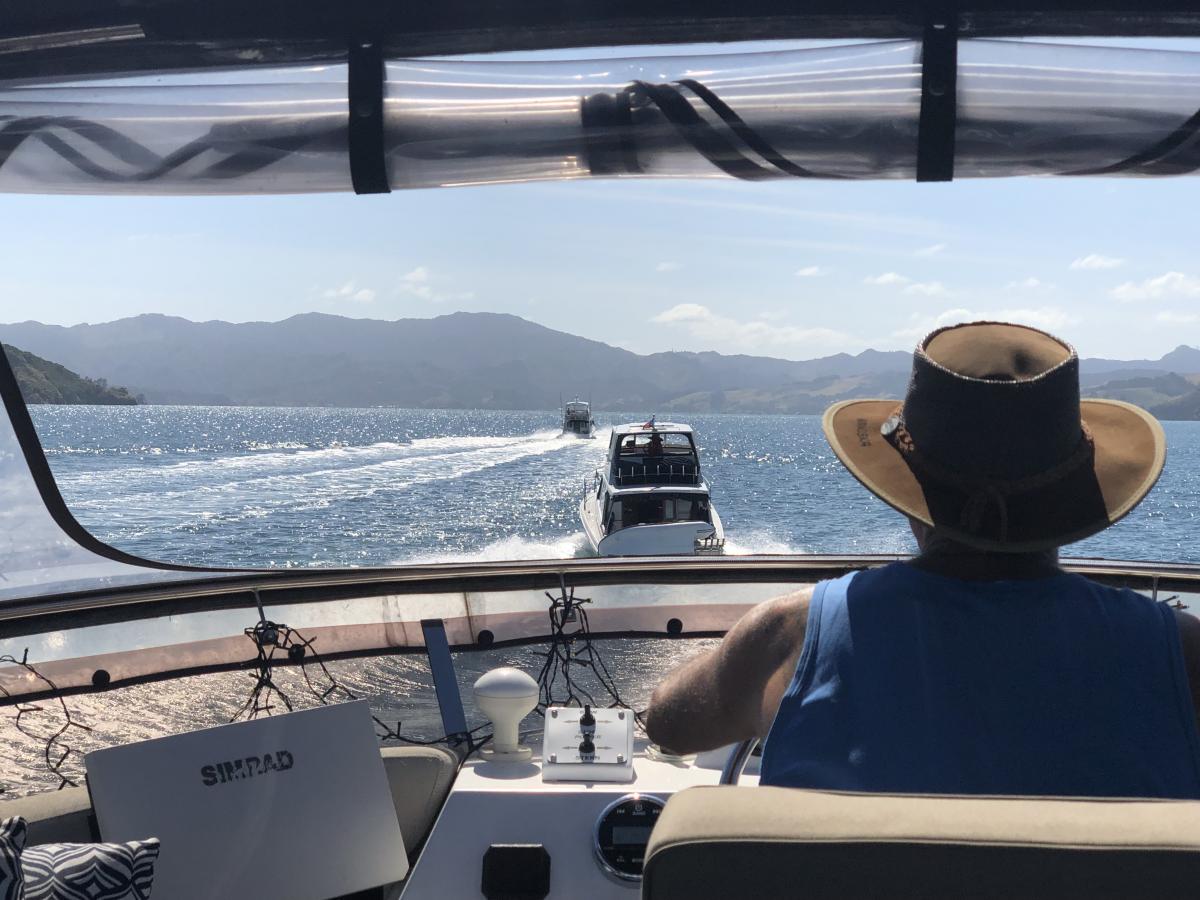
[760,562,1200,798]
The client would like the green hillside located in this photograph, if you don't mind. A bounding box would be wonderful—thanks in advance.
[4,344,138,405]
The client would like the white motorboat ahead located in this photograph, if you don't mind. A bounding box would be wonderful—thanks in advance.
[580,420,724,556]
[562,399,596,438]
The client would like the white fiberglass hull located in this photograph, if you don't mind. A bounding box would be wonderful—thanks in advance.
[579,493,723,557]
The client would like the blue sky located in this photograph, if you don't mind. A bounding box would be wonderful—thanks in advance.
[3,40,1200,361]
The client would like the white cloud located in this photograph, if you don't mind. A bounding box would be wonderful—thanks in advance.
[864,272,911,286]
[1111,271,1200,302]
[794,265,825,277]
[652,303,851,356]
[655,261,683,273]
[915,243,946,256]
[397,267,433,300]
[1155,310,1200,325]
[394,266,474,304]
[1070,254,1125,270]
[653,303,709,325]
[902,281,951,297]
[892,306,1077,341]
[994,307,1076,330]
[322,280,376,303]
[756,309,789,322]
[1005,277,1052,290]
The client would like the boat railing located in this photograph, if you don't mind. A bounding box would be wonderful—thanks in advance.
[613,464,701,487]
[695,533,726,554]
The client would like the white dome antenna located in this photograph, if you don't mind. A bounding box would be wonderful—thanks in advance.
[473,667,538,761]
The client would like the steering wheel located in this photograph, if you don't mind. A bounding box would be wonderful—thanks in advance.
[719,737,759,785]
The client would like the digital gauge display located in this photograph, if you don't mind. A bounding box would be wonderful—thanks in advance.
[593,793,665,881]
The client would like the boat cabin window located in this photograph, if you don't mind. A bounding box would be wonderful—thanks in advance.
[611,433,699,485]
[608,493,711,531]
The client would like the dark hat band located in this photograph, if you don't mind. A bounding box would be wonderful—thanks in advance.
[881,405,1096,542]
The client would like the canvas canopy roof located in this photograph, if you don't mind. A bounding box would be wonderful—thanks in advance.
[7,0,1200,84]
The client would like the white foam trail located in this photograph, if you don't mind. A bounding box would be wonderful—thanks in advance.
[722,531,805,555]
[59,429,603,517]
[395,532,592,565]
[62,435,534,484]
[724,530,914,556]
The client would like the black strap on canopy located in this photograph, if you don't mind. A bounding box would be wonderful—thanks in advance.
[348,34,390,194]
[917,8,958,182]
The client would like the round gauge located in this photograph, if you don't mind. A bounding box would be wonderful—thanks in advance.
[593,793,666,881]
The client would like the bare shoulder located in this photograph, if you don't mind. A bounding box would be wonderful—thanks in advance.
[724,586,812,662]
[717,585,814,718]
[730,587,813,736]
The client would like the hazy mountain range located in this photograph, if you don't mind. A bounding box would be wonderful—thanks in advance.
[3,312,1200,418]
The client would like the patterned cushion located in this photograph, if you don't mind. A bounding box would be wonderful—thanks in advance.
[0,817,26,900]
[22,838,159,900]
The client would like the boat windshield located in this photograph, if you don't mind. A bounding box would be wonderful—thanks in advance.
[611,433,701,485]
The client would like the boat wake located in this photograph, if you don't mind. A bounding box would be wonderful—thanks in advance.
[396,529,807,565]
[395,532,594,565]
[58,429,597,517]
[722,531,805,555]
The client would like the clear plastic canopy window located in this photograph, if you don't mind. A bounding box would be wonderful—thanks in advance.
[3,40,1200,194]
[0,401,206,603]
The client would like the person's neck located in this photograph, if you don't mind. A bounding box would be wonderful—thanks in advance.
[910,538,1063,581]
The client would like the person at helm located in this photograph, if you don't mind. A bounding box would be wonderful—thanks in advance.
[646,322,1200,798]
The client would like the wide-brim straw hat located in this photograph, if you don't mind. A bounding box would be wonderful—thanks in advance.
[823,321,1165,552]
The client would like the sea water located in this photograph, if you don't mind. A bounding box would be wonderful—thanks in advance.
[28,405,1200,566]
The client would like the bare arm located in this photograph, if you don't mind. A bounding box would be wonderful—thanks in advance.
[1174,608,1200,731]
[644,588,811,755]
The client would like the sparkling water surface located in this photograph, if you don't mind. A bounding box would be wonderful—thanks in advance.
[4,407,1198,795]
[28,406,1200,566]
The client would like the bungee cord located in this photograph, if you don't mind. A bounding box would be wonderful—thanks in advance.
[534,579,646,730]
[0,652,92,791]
[235,619,493,755]
[0,114,344,183]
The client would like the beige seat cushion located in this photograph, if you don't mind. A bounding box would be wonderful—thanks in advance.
[380,745,459,861]
[643,786,1200,900]
[0,786,93,844]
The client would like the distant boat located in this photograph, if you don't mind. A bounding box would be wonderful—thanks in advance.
[562,399,596,438]
[580,420,725,556]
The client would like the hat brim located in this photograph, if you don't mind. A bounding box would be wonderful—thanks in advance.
[823,398,1166,552]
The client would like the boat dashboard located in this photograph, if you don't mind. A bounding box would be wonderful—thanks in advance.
[400,739,759,898]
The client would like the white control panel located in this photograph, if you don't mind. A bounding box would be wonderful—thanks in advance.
[541,706,635,783]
